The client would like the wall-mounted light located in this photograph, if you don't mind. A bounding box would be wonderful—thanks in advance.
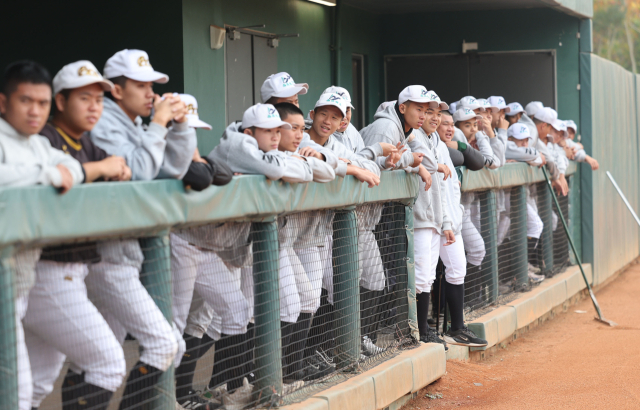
[210,25,225,50]
[307,0,336,6]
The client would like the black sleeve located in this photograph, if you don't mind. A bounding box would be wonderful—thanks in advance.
[205,157,233,186]
[182,161,214,191]
[461,145,486,171]
[448,147,464,167]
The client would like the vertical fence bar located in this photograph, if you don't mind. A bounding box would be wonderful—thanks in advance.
[0,246,18,410]
[138,234,175,409]
[404,206,419,341]
[250,221,282,403]
[537,182,555,276]
[480,190,499,304]
[512,186,529,288]
[332,209,361,370]
[568,175,580,265]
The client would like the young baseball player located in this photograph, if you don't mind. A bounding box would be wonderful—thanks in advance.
[429,102,488,347]
[261,72,308,106]
[505,102,526,126]
[361,85,447,346]
[564,120,599,170]
[82,49,194,409]
[322,85,365,153]
[454,97,503,169]
[504,124,546,283]
[0,60,84,410]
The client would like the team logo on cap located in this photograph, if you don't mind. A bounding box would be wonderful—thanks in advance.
[186,104,197,115]
[327,95,342,103]
[267,107,278,118]
[336,91,345,97]
[420,89,428,97]
[281,74,293,87]
[464,109,473,115]
[520,126,527,133]
[467,97,476,104]
[428,92,440,101]
[77,66,99,77]
[137,56,151,67]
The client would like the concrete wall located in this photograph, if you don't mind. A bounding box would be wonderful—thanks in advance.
[0,0,184,96]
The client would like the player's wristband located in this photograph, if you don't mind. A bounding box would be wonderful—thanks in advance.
[457,142,467,152]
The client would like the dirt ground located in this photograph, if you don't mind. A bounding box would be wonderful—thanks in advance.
[403,264,640,410]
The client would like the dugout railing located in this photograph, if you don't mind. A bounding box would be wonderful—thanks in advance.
[0,162,579,410]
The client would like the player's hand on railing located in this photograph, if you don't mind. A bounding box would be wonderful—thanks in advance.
[299,146,323,160]
[55,164,73,194]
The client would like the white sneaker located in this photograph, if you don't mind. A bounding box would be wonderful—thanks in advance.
[198,384,226,405]
[175,402,187,410]
[362,336,384,356]
[222,377,254,410]
[528,270,545,283]
[282,380,304,395]
[528,263,541,274]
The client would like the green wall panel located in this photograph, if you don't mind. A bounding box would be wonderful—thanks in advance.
[0,0,184,96]
[379,8,581,129]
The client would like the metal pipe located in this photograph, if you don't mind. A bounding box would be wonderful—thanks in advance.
[606,171,640,226]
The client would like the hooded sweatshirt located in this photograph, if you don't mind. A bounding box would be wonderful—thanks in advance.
[436,138,463,235]
[412,129,451,233]
[359,103,427,172]
[505,141,543,166]
[452,127,502,169]
[565,139,587,162]
[90,98,196,181]
[333,122,365,153]
[518,113,560,180]
[0,117,84,298]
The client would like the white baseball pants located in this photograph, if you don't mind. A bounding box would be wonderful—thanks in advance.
[527,202,544,239]
[439,234,466,285]
[358,230,386,292]
[414,227,441,293]
[24,261,126,407]
[86,261,178,371]
[294,247,324,314]
[171,234,251,337]
[320,235,335,304]
[461,209,486,266]
[279,248,302,323]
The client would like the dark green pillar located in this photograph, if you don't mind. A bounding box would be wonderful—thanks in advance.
[0,246,18,410]
[332,209,361,371]
[511,186,529,288]
[250,221,282,402]
[537,182,555,276]
[480,191,499,304]
[139,234,175,409]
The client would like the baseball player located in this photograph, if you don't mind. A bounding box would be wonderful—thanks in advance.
[564,120,599,170]
[0,60,84,410]
[84,49,196,408]
[20,61,132,410]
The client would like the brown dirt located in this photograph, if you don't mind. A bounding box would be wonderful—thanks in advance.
[404,264,640,410]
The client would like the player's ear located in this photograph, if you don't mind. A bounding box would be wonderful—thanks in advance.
[243,128,253,137]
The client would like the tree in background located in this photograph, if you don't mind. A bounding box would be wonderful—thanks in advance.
[594,0,640,72]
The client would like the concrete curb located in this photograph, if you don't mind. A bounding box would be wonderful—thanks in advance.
[282,264,591,410]
[281,344,446,410]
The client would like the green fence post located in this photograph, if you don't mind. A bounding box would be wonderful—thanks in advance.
[0,246,18,410]
[250,221,282,403]
[138,234,175,410]
[537,182,555,276]
[332,209,361,371]
[568,175,581,265]
[480,191,499,304]
[511,186,529,288]
[404,206,419,341]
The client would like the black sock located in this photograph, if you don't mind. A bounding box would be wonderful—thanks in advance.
[416,292,430,337]
[284,313,312,378]
[528,237,539,266]
[175,333,203,401]
[118,361,162,410]
[62,370,113,410]
[446,283,465,331]
[305,289,333,359]
[210,332,248,392]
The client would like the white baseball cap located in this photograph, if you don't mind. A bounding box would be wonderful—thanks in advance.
[453,108,483,122]
[424,90,450,110]
[376,100,396,113]
[52,60,114,96]
[507,123,531,140]
[260,72,308,103]
[458,96,483,111]
[536,107,558,125]
[551,118,567,132]
[525,101,544,117]
[314,92,347,117]
[397,85,432,105]
[178,94,212,130]
[103,49,169,83]
[242,103,292,130]
[448,101,458,114]
[477,98,498,113]
[323,86,354,109]
[505,102,525,116]
[488,96,510,113]
[564,119,577,132]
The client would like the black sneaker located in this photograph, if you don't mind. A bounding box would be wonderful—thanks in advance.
[443,326,488,347]
[419,328,448,352]
[179,391,218,409]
